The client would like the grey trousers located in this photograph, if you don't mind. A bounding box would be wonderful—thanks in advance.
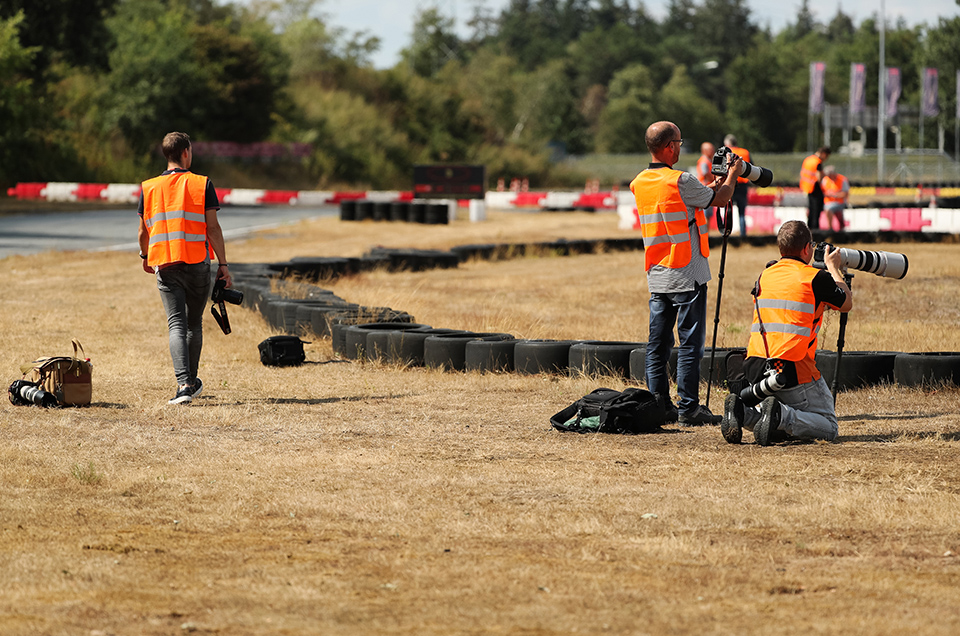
[742,376,839,441]
[157,262,211,386]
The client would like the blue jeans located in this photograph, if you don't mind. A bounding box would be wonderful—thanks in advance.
[157,262,211,386]
[645,283,708,414]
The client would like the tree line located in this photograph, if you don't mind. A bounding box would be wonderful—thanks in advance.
[1,0,958,190]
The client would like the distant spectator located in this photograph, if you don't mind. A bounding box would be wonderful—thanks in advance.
[800,146,832,229]
[821,166,849,232]
[718,134,751,238]
[696,142,717,227]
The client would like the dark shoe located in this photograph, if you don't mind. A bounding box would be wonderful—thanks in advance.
[168,385,193,405]
[755,397,786,446]
[678,404,722,427]
[188,378,203,399]
[721,393,744,444]
[657,395,678,423]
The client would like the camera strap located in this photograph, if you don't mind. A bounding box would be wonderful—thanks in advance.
[211,300,231,335]
[751,278,772,359]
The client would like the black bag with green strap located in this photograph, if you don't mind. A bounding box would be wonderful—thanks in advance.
[550,387,665,434]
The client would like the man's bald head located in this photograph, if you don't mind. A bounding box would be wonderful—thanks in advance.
[701,142,715,156]
[645,121,679,155]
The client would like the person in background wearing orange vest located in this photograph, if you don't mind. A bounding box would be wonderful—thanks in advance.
[138,132,232,405]
[799,146,831,230]
[630,121,741,426]
[696,142,716,229]
[821,165,849,231]
[717,134,751,238]
[720,220,852,446]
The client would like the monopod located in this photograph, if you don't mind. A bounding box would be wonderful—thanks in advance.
[704,202,733,410]
[829,272,854,401]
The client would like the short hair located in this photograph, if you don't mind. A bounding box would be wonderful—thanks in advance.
[162,132,191,163]
[777,220,811,257]
[817,146,832,156]
[645,121,677,155]
[823,165,836,177]
[724,134,737,146]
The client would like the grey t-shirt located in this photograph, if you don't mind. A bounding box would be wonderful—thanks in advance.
[646,168,715,294]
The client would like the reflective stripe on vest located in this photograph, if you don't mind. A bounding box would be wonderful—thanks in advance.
[630,168,709,271]
[142,172,210,267]
[822,174,847,204]
[799,154,821,194]
[746,259,824,383]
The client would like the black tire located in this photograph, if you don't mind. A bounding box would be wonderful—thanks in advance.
[340,199,357,221]
[364,323,433,361]
[700,347,748,388]
[816,350,898,391]
[568,341,646,379]
[356,200,374,221]
[387,328,468,366]
[424,332,513,372]
[328,308,414,356]
[344,322,430,360]
[408,202,427,223]
[390,201,409,222]
[465,339,517,373]
[373,201,391,221]
[894,352,960,387]
[514,340,578,375]
[426,203,450,225]
[284,257,359,281]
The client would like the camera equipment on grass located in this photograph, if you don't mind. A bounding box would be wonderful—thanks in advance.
[711,145,774,187]
[211,278,243,335]
[8,380,58,408]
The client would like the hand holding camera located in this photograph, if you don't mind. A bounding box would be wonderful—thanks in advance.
[711,145,774,187]
[211,277,243,335]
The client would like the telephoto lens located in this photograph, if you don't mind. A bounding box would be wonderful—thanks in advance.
[739,369,787,408]
[812,242,909,280]
[8,380,58,408]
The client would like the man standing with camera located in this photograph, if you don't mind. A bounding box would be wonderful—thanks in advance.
[631,121,741,426]
[138,132,232,405]
[800,146,831,230]
[721,220,852,446]
[821,165,850,231]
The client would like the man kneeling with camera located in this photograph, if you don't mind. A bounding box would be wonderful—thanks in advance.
[722,220,852,446]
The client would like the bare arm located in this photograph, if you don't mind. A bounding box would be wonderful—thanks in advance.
[710,156,743,208]
[137,216,153,273]
[205,208,232,288]
[824,246,853,312]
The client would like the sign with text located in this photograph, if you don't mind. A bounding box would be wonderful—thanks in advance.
[413,165,486,200]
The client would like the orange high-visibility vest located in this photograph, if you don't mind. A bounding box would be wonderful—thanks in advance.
[822,174,848,204]
[727,146,751,184]
[746,258,824,383]
[799,154,822,194]
[696,154,712,186]
[141,172,212,267]
[630,167,709,271]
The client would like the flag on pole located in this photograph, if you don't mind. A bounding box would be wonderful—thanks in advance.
[956,69,959,120]
[809,62,826,114]
[921,67,939,117]
[849,63,866,114]
[885,67,901,119]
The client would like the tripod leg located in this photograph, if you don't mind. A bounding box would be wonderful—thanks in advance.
[706,204,733,409]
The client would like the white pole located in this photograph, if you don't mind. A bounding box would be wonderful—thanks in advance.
[878,0,886,183]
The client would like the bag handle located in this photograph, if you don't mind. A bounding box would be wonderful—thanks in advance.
[72,339,87,360]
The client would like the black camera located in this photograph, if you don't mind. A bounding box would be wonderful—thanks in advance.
[211,279,242,335]
[8,380,58,408]
[811,242,909,280]
[711,145,774,188]
[211,279,243,305]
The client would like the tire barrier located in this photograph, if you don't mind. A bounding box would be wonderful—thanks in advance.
[423,333,514,372]
[339,199,452,224]
[343,322,431,361]
[465,339,517,373]
[569,341,646,379]
[893,352,960,387]
[235,234,958,385]
[388,328,469,367]
[514,340,578,375]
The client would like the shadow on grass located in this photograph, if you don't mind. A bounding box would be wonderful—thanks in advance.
[838,430,960,443]
[240,394,410,406]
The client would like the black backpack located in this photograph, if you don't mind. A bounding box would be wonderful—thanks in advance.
[258,336,308,367]
[550,387,665,435]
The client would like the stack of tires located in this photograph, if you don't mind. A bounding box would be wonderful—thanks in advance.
[340,199,451,225]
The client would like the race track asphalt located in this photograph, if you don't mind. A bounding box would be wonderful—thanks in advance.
[0,204,338,260]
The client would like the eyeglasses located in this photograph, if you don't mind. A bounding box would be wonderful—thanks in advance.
[669,139,684,147]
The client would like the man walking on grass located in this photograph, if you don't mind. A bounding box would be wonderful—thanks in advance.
[138,132,232,405]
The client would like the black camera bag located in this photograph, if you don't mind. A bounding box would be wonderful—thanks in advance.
[550,387,665,435]
[258,336,308,367]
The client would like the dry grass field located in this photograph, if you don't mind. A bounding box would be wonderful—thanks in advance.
[1,210,959,635]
